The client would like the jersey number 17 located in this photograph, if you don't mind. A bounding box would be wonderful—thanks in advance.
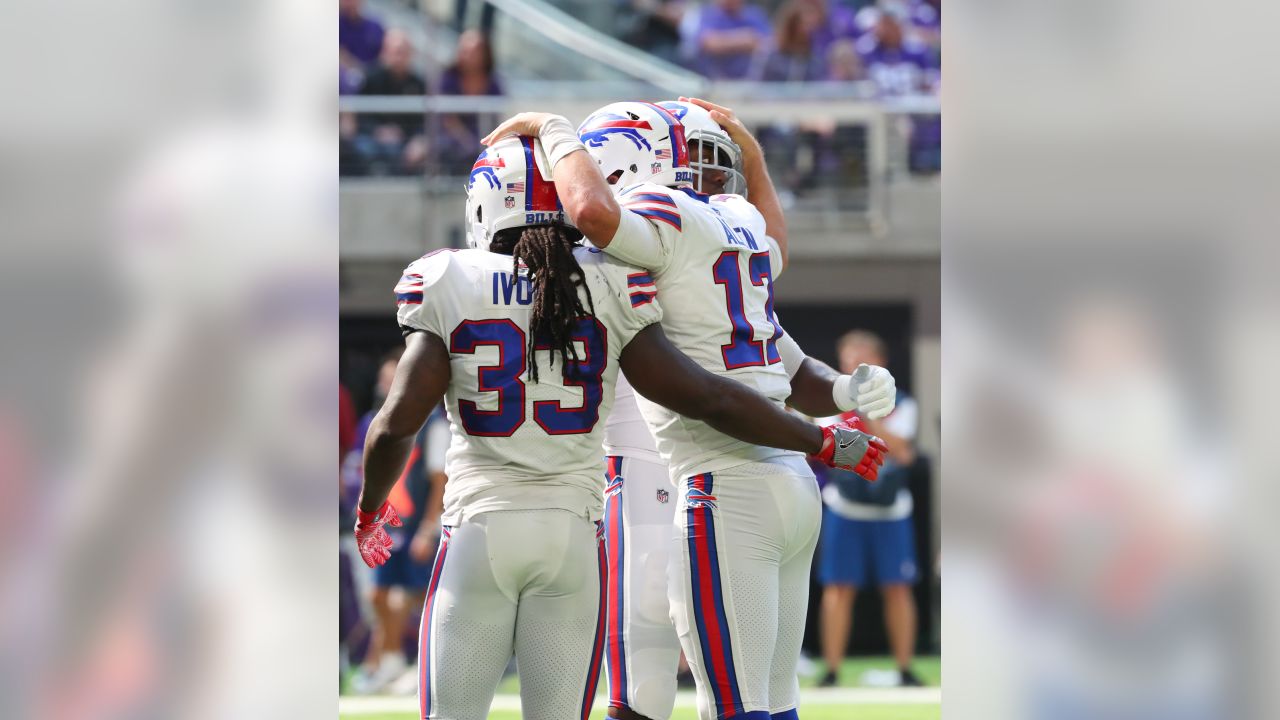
[712,249,784,370]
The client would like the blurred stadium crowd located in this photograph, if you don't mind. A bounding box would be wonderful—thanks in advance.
[339,0,940,180]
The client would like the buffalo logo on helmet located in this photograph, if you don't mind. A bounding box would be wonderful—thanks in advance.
[579,111,654,151]
[469,154,505,190]
[504,195,515,209]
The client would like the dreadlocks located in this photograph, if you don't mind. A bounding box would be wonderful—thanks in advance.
[491,224,596,383]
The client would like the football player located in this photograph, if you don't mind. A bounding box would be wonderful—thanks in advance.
[481,105,893,720]
[581,98,897,720]
[356,136,885,720]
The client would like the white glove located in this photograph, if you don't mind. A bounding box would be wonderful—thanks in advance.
[832,364,896,419]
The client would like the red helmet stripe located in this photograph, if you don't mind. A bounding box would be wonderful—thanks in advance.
[522,136,559,213]
[639,102,688,168]
[472,155,506,170]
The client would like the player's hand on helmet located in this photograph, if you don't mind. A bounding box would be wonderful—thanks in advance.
[845,363,896,420]
[679,97,761,157]
[482,112,561,146]
[816,417,889,482]
[354,500,403,568]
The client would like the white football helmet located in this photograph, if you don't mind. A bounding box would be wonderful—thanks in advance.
[657,100,746,196]
[464,135,571,251]
[577,101,693,192]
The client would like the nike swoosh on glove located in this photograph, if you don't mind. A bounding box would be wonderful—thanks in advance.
[354,501,403,568]
[849,364,896,419]
[816,417,889,482]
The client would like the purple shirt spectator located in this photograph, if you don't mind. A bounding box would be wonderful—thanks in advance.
[855,16,938,96]
[693,0,773,80]
[339,0,385,66]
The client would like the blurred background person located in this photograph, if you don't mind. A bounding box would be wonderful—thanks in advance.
[765,0,861,82]
[856,10,937,96]
[434,30,503,177]
[339,0,385,94]
[827,38,869,83]
[855,8,940,172]
[355,29,429,176]
[687,0,773,80]
[818,329,924,687]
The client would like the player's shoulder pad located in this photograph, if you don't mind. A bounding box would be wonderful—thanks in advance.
[617,182,683,233]
[395,248,475,308]
[573,246,657,310]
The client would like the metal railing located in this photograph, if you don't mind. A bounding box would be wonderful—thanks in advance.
[339,92,938,230]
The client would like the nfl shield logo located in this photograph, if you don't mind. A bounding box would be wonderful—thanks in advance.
[651,162,662,174]
[656,488,669,504]
[504,195,515,209]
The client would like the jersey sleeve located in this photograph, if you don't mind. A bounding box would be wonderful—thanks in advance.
[394,250,457,337]
[614,277,664,347]
[581,250,665,348]
[603,187,684,272]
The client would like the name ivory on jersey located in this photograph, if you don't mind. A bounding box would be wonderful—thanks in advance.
[489,270,533,307]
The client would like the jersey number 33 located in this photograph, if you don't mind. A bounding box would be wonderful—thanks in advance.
[449,317,607,437]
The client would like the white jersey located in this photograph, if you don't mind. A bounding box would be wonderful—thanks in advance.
[396,247,663,524]
[602,372,661,461]
[602,193,783,466]
[600,184,798,479]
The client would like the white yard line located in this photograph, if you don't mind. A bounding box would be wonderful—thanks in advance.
[339,687,941,715]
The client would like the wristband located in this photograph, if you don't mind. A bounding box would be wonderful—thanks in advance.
[539,115,586,170]
[832,374,857,412]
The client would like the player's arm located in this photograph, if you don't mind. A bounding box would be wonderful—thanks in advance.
[621,324,819,453]
[356,331,451,566]
[480,115,671,269]
[361,331,450,514]
[683,96,788,269]
[622,325,887,477]
[621,324,888,478]
[777,332,897,420]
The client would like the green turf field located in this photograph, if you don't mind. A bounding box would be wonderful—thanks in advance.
[339,656,940,719]
[343,705,939,720]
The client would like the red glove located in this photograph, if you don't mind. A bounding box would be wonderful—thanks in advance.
[816,417,889,482]
[354,501,403,568]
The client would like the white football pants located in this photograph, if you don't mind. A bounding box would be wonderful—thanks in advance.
[668,457,821,720]
[417,508,605,720]
[602,455,682,719]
